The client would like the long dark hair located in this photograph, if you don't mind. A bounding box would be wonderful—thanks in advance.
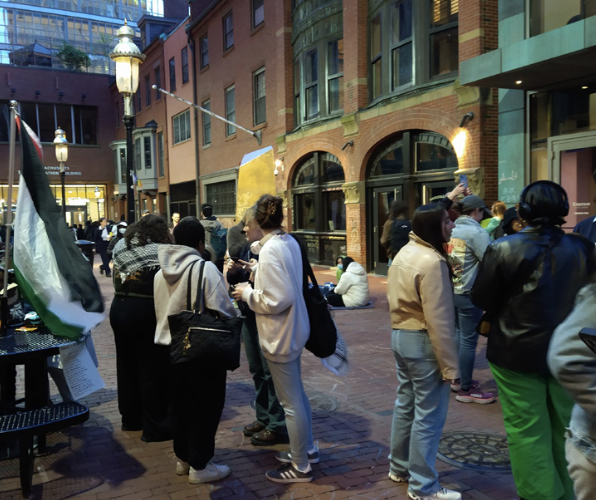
[389,200,409,220]
[124,214,171,248]
[412,203,449,259]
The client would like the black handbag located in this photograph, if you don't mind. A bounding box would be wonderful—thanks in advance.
[168,260,243,370]
[290,234,338,358]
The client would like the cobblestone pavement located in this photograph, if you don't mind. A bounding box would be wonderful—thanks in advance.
[0,261,518,500]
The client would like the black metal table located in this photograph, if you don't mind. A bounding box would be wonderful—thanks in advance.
[0,329,76,413]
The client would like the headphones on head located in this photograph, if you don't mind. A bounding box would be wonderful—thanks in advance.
[518,180,569,222]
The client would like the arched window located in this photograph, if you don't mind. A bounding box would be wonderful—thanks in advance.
[292,152,346,264]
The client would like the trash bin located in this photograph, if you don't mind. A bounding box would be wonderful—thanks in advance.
[76,240,95,267]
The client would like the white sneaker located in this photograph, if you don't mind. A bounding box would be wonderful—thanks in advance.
[176,460,190,475]
[408,487,462,500]
[388,471,409,483]
[188,462,231,484]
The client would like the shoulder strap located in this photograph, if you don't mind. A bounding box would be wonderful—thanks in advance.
[185,260,198,310]
[290,233,319,291]
[192,260,206,313]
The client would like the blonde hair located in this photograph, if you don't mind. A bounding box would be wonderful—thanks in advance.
[491,201,507,218]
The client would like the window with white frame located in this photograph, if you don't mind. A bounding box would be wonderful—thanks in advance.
[169,57,176,91]
[199,37,208,69]
[144,136,152,169]
[135,137,142,170]
[173,109,191,144]
[203,100,211,145]
[158,131,164,176]
[145,74,151,106]
[223,12,233,51]
[155,65,161,100]
[253,68,266,125]
[225,86,236,136]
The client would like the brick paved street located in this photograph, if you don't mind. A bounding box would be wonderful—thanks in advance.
[0,262,518,500]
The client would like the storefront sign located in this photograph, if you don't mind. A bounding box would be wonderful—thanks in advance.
[43,165,82,176]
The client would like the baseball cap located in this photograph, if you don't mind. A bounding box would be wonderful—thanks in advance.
[461,195,487,211]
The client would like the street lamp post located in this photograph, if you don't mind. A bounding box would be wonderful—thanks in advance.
[110,20,145,224]
[53,127,68,220]
[94,186,100,218]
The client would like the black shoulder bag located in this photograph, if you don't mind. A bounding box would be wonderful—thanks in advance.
[169,260,243,370]
[477,234,562,336]
[290,234,338,358]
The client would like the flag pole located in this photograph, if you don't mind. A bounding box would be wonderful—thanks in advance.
[1,101,17,335]
[152,86,263,146]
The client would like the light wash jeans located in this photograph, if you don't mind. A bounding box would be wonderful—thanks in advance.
[267,354,314,469]
[454,294,483,391]
[389,329,450,496]
[566,439,596,500]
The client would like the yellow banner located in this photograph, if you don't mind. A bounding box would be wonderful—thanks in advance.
[236,148,276,221]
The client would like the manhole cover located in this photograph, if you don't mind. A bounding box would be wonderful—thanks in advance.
[250,391,338,417]
[437,432,510,472]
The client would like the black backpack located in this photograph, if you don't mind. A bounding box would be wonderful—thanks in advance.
[390,219,412,257]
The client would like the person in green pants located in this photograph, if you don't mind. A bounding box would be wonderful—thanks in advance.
[471,181,596,500]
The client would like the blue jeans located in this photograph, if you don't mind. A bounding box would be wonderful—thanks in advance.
[454,294,483,391]
[267,355,314,469]
[242,317,286,433]
[389,329,450,496]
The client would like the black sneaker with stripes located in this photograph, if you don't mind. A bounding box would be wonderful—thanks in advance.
[266,463,314,483]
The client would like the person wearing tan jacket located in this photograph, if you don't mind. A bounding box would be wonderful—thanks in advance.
[386,203,461,500]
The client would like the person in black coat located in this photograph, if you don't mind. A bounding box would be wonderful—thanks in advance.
[573,214,596,242]
[94,217,112,277]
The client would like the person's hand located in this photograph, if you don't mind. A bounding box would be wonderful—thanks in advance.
[447,183,466,200]
[238,259,257,270]
[231,283,249,301]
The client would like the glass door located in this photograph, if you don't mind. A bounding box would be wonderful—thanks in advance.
[416,180,454,206]
[371,186,402,276]
[549,133,596,231]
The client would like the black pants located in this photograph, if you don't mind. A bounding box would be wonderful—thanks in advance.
[171,362,226,469]
[326,292,345,307]
[97,242,111,275]
[110,296,172,440]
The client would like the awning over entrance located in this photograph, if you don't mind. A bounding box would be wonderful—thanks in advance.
[460,21,596,91]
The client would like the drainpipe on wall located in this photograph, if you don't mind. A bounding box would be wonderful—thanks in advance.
[187,25,201,216]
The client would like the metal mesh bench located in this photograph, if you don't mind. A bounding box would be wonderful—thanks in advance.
[0,402,89,497]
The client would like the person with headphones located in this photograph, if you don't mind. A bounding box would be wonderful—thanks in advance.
[471,181,596,500]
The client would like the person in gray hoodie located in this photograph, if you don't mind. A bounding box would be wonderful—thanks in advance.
[548,281,596,500]
[154,216,237,485]
[446,195,494,404]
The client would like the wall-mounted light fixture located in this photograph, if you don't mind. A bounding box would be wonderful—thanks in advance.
[58,91,64,99]
[459,112,474,128]
[274,156,284,176]
[35,90,41,97]
[81,93,87,100]
[10,88,16,96]
[342,140,354,151]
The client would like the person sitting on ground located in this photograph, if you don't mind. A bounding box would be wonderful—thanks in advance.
[326,257,370,308]
[154,216,237,484]
[335,255,346,282]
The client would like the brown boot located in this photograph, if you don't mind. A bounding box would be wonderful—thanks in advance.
[250,429,290,446]
[243,421,265,437]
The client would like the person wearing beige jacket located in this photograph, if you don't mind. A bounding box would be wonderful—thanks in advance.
[386,203,461,500]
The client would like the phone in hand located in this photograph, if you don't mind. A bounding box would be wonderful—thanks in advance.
[459,174,468,188]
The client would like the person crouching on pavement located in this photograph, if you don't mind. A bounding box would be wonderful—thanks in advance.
[471,180,596,500]
[387,203,462,500]
[154,216,238,484]
[231,194,317,484]
[226,206,288,446]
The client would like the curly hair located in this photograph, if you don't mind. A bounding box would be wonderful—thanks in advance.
[254,194,284,230]
[124,214,172,248]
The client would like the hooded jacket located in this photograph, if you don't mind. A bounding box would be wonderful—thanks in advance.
[153,245,237,346]
[241,233,309,363]
[548,283,596,465]
[471,225,596,374]
[387,232,459,380]
[446,215,491,294]
[333,261,370,308]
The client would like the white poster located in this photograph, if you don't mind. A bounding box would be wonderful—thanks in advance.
[60,341,105,400]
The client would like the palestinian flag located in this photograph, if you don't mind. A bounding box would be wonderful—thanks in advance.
[12,117,105,340]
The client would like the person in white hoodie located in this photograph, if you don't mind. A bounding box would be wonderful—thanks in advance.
[154,216,237,485]
[325,256,370,308]
[231,194,316,484]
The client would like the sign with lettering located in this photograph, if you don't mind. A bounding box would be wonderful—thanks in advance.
[43,165,82,176]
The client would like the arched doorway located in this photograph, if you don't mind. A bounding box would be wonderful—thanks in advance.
[366,130,458,275]
[291,152,347,265]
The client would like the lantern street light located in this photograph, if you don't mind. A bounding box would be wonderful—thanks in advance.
[110,20,145,224]
[53,127,68,220]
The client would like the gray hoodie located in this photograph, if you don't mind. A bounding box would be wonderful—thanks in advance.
[154,245,237,345]
[548,283,596,464]
[447,215,491,294]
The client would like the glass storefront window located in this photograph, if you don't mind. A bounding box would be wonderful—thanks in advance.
[322,155,345,182]
[296,161,315,185]
[369,143,404,177]
[295,193,316,230]
[416,142,457,171]
[323,190,346,231]
[529,0,595,37]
